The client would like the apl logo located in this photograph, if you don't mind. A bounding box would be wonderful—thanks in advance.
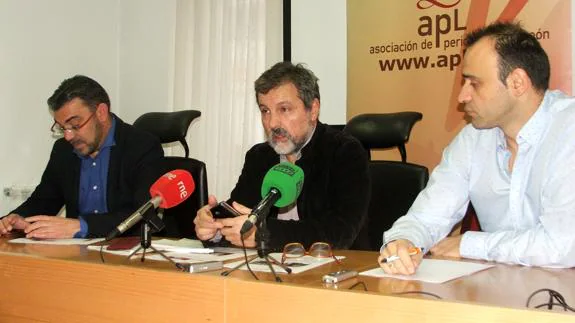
[417,0,462,9]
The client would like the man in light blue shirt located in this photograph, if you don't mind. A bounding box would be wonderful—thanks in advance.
[380,21,575,274]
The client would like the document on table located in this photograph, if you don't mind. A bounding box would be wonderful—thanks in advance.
[151,238,213,254]
[360,259,494,284]
[87,238,214,256]
[143,248,258,263]
[87,244,140,256]
[9,238,105,245]
[224,253,345,274]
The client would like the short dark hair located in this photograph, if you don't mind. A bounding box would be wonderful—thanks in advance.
[47,75,111,112]
[464,21,550,92]
[254,62,320,110]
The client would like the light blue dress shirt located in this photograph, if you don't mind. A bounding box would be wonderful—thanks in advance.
[383,90,575,268]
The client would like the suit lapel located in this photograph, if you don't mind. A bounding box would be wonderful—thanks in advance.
[106,116,123,211]
[68,155,81,217]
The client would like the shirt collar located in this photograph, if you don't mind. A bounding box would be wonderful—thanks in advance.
[279,125,316,162]
[516,90,552,146]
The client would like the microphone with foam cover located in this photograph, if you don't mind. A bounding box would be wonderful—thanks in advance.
[240,162,304,235]
[105,169,195,241]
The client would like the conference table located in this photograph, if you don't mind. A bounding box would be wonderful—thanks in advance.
[0,235,573,322]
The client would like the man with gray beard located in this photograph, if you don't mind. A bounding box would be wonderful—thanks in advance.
[194,62,370,249]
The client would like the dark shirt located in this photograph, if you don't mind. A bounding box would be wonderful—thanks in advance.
[229,121,371,249]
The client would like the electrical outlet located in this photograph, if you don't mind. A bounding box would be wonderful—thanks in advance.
[3,185,35,199]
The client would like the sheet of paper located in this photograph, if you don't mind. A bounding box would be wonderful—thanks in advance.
[152,238,205,249]
[359,259,494,284]
[87,244,140,256]
[224,253,345,274]
[9,238,105,246]
[143,248,258,263]
[150,238,212,254]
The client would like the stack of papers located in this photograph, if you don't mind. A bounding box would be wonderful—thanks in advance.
[87,243,140,256]
[88,238,259,264]
[87,238,214,256]
[224,253,345,274]
[144,247,258,264]
[151,238,213,254]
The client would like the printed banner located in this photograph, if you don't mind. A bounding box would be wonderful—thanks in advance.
[348,0,572,169]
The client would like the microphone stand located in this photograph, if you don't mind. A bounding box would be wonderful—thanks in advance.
[127,208,184,270]
[255,215,292,282]
[221,209,291,281]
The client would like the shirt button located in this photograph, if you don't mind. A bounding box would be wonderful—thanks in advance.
[92,162,97,167]
[94,210,99,214]
[93,185,98,190]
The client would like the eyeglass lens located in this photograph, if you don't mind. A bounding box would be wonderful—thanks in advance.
[283,242,332,258]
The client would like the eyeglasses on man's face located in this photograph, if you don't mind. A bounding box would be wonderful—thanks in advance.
[50,112,96,137]
[281,242,341,265]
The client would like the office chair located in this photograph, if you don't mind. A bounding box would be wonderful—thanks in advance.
[343,112,423,161]
[461,203,482,233]
[133,110,201,158]
[154,157,208,238]
[327,124,346,132]
[345,112,429,251]
[133,110,207,238]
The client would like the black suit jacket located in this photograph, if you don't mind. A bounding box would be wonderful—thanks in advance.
[11,115,164,237]
[230,122,370,249]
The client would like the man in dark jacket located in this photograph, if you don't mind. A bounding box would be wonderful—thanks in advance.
[0,75,163,238]
[194,62,370,249]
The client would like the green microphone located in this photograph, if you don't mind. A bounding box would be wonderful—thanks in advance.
[240,162,304,234]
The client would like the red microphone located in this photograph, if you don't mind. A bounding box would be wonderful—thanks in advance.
[148,169,195,209]
[105,169,195,241]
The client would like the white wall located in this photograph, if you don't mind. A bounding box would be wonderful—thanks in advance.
[0,0,284,215]
[118,0,177,123]
[0,0,120,214]
[266,0,284,68]
[291,0,347,125]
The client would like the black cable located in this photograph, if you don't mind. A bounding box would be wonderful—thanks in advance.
[392,291,443,300]
[526,288,575,312]
[99,244,105,263]
[346,282,441,299]
[241,235,259,280]
[348,281,368,291]
[175,262,186,271]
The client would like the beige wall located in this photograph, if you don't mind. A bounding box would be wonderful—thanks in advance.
[347,0,572,169]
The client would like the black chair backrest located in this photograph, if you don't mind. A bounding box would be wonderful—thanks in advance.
[345,112,428,250]
[344,112,422,162]
[133,110,201,158]
[155,157,208,238]
[365,161,428,250]
[328,124,346,132]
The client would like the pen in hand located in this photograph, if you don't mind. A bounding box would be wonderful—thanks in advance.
[380,247,424,263]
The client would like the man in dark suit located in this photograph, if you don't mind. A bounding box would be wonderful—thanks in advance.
[194,62,370,249]
[0,75,163,238]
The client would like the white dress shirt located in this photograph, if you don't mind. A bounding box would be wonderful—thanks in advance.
[383,90,575,267]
